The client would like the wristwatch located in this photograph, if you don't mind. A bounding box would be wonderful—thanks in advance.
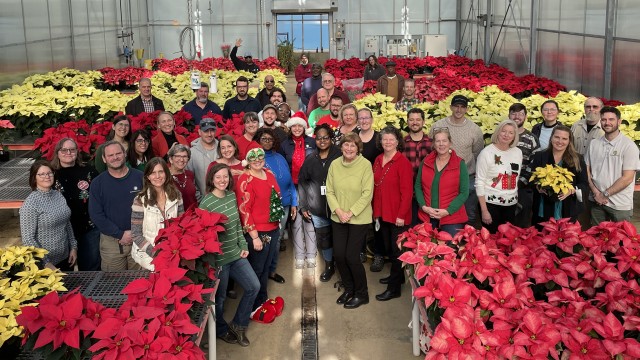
[603,190,610,197]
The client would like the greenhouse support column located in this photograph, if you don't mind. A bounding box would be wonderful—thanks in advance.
[455,0,462,52]
[529,0,539,75]
[603,0,617,99]
[483,0,492,63]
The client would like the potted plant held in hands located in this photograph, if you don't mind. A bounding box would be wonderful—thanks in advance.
[0,119,15,161]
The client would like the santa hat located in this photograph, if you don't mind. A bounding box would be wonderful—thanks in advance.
[285,111,308,129]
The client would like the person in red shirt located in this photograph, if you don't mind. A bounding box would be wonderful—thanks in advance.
[235,112,261,160]
[316,95,343,131]
[235,147,283,312]
[371,126,413,302]
[295,53,313,112]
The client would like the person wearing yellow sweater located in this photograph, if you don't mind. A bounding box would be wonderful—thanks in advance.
[326,132,374,309]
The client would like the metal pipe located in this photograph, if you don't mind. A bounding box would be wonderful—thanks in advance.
[483,0,492,63]
[68,0,76,69]
[529,0,539,75]
[603,0,617,99]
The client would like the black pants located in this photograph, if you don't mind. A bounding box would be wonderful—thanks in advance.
[485,203,517,234]
[379,221,408,292]
[513,188,533,228]
[332,221,369,297]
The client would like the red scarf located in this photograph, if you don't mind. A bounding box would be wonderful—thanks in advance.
[291,135,305,184]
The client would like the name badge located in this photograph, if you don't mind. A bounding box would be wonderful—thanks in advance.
[320,185,327,195]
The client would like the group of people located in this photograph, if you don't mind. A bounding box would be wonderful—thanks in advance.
[19,61,639,347]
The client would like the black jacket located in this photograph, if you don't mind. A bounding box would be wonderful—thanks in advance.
[297,145,342,217]
[531,121,562,144]
[280,135,317,168]
[529,149,588,223]
[125,95,165,116]
[230,46,260,74]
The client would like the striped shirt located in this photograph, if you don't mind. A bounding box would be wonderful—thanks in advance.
[199,191,247,267]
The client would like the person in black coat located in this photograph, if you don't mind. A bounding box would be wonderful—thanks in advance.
[230,38,260,74]
[125,78,165,116]
[526,125,588,228]
[297,124,342,281]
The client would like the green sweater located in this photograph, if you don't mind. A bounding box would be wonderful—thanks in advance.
[199,191,248,267]
[326,154,373,224]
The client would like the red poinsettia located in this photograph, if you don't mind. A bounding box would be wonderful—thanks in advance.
[427,305,480,359]
[34,119,94,160]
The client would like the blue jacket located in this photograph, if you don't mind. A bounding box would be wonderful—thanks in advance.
[264,150,297,207]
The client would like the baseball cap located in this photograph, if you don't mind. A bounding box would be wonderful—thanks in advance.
[200,118,216,131]
[451,94,469,107]
[244,52,253,58]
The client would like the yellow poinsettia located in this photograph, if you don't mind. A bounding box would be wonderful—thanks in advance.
[529,164,575,195]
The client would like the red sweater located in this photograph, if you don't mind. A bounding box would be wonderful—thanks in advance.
[235,135,260,160]
[235,171,281,232]
[418,151,468,225]
[151,132,188,159]
[295,63,313,95]
[372,152,413,224]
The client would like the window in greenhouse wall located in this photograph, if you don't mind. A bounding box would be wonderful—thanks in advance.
[559,0,586,34]
[611,40,640,104]
[276,13,329,52]
[580,37,604,97]
[536,31,560,80]
[616,0,640,40]
[556,34,585,92]
[538,1,561,31]
[585,0,606,36]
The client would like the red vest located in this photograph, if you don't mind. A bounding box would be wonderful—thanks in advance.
[418,150,468,225]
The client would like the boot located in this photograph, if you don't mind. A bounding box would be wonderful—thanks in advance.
[320,260,335,282]
[229,323,250,347]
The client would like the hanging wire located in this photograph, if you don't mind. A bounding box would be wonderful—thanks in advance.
[181,0,196,61]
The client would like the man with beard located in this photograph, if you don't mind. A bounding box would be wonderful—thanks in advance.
[395,78,420,111]
[182,82,222,125]
[306,73,350,116]
[230,38,260,74]
[572,97,605,156]
[256,75,277,108]
[586,106,639,224]
[300,63,323,113]
[430,95,484,227]
[308,88,331,129]
[261,104,288,144]
[222,76,261,120]
[316,95,343,130]
[187,118,219,197]
[89,141,143,270]
[508,103,540,227]
[402,108,432,225]
[125,78,165,116]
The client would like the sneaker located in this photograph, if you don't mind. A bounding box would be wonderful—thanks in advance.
[359,252,367,263]
[306,258,316,268]
[295,259,305,269]
[370,255,384,272]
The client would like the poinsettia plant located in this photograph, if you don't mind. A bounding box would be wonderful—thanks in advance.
[152,207,225,285]
[401,219,640,359]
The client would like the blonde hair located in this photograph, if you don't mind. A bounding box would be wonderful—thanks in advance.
[490,119,519,148]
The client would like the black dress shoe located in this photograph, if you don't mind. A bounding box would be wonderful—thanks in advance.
[379,275,391,284]
[269,273,285,283]
[217,331,238,344]
[344,296,369,309]
[336,291,354,304]
[375,289,401,301]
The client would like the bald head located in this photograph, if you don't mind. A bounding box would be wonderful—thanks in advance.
[317,88,330,108]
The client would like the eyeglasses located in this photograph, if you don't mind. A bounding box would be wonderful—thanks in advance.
[249,155,265,162]
[37,172,54,178]
[264,80,275,83]
[432,127,450,133]
[260,137,274,143]
[322,80,333,83]
[542,108,558,113]
[135,139,150,144]
[172,155,189,160]
[316,136,331,141]
[59,148,77,154]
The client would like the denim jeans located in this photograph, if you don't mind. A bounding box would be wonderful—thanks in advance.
[246,228,280,310]
[430,219,464,238]
[312,215,333,261]
[77,226,101,271]
[269,206,290,274]
[293,210,316,261]
[215,257,260,334]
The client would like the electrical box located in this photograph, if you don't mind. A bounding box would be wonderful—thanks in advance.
[335,23,345,39]
[386,43,397,57]
[423,35,447,57]
[364,36,380,55]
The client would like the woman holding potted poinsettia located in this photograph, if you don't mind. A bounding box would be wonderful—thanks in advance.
[527,125,587,228]
[51,137,101,271]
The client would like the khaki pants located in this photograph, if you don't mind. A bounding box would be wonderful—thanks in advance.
[99,234,140,271]
[590,201,633,226]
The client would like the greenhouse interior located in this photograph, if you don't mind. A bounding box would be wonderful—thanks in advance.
[0,1,639,359]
